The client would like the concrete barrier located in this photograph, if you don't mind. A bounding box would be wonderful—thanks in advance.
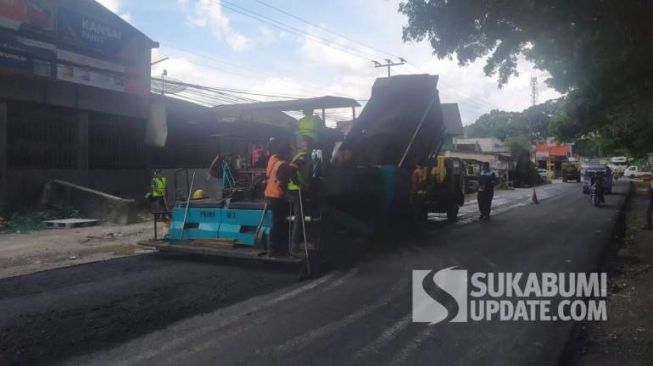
[41,179,138,224]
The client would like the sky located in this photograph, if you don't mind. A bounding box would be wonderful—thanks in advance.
[96,0,561,125]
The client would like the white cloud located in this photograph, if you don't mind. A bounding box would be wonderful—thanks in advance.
[154,0,562,127]
[259,26,280,45]
[300,31,369,73]
[416,55,562,124]
[95,0,134,25]
[96,0,120,13]
[119,12,133,24]
[182,0,250,52]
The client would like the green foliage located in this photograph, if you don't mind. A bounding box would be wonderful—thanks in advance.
[465,99,561,141]
[3,207,81,233]
[400,0,653,155]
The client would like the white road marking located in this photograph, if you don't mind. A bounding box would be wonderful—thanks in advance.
[272,279,409,355]
[88,272,338,366]
[320,267,359,293]
[347,314,413,365]
[389,326,435,366]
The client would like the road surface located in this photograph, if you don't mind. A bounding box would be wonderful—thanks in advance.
[0,181,627,365]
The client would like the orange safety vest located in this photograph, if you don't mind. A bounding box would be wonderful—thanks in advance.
[264,155,286,198]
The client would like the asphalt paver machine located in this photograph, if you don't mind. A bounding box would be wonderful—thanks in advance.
[142,74,448,273]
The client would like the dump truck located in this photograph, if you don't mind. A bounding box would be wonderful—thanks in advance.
[562,162,581,182]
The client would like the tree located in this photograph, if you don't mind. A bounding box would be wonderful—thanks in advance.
[465,99,561,141]
[399,0,653,156]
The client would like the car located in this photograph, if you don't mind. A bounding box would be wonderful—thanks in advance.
[537,168,548,181]
[623,166,652,179]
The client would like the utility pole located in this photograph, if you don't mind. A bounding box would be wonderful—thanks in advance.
[530,76,539,106]
[161,69,167,95]
[372,57,406,77]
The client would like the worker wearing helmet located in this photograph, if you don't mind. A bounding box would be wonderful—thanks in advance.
[264,143,292,256]
[150,169,169,221]
[297,109,320,145]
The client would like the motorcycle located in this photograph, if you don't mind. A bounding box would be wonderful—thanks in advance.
[590,183,601,207]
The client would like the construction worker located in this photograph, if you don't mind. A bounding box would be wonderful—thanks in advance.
[477,162,497,220]
[150,169,168,221]
[265,143,292,256]
[410,163,428,221]
[297,109,320,146]
[644,178,653,230]
[287,137,313,255]
[410,163,427,202]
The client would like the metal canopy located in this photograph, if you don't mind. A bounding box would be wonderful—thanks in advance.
[211,96,360,113]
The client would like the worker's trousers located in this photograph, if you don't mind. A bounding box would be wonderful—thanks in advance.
[478,190,494,217]
[267,197,289,254]
[287,190,303,254]
[150,197,169,221]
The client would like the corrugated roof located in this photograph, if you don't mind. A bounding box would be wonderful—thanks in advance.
[211,96,360,113]
[441,103,464,136]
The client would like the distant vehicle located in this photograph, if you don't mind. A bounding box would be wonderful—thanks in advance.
[561,162,581,182]
[624,166,652,180]
[537,168,548,181]
[582,165,613,194]
[608,156,628,175]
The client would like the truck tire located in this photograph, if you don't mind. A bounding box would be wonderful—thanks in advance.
[447,205,459,223]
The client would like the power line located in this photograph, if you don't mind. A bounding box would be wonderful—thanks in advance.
[152,77,367,103]
[164,1,498,115]
[154,46,269,82]
[223,0,495,111]
[252,0,405,60]
[156,44,371,101]
[159,43,278,79]
[219,0,407,68]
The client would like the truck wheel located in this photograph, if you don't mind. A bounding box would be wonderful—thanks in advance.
[447,205,459,223]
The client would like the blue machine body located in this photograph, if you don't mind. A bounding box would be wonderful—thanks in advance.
[167,201,270,246]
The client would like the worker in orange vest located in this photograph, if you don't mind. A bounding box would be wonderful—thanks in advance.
[264,143,292,255]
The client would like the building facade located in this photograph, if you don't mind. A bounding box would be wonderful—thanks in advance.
[0,0,158,209]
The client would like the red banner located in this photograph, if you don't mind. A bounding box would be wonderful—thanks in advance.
[0,0,56,32]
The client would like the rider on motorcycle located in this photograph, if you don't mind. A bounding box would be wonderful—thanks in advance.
[590,172,606,203]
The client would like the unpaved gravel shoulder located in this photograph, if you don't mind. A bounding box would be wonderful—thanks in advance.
[0,221,157,279]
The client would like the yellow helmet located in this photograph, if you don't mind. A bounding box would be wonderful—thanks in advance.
[192,189,207,200]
